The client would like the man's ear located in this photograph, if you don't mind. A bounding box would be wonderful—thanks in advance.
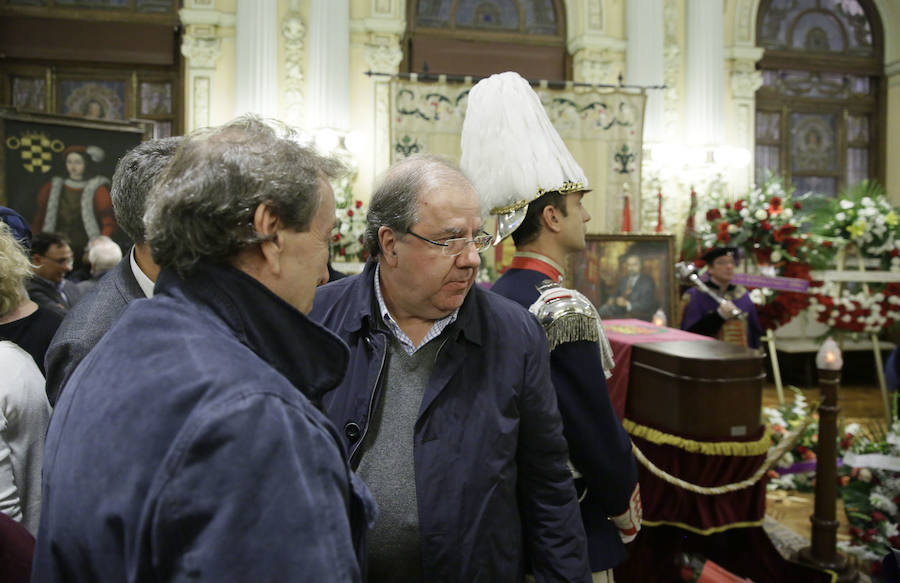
[541,203,562,234]
[378,225,399,267]
[253,203,283,274]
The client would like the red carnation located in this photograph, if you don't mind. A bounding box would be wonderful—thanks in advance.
[706,209,722,221]
[769,196,782,213]
[872,511,888,522]
[355,200,363,209]
[761,221,772,231]
[892,249,900,257]
[724,202,732,209]
[347,209,354,217]
[333,233,342,242]
[794,202,802,210]
[823,241,833,248]
[734,200,746,211]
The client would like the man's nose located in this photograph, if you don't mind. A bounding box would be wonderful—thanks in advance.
[456,241,481,268]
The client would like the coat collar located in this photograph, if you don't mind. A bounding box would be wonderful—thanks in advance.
[341,259,484,347]
[156,262,349,402]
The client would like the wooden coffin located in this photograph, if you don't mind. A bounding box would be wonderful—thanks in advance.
[624,340,766,440]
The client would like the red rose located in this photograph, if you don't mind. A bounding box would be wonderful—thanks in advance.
[794,202,802,210]
[823,241,833,248]
[735,200,746,211]
[724,202,732,209]
[761,221,772,231]
[872,511,887,522]
[333,233,342,242]
[355,200,363,209]
[892,249,900,257]
[706,209,722,221]
[347,209,354,217]
[339,247,346,256]
[769,197,782,214]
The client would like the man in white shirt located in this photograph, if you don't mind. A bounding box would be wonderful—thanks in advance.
[43,137,182,404]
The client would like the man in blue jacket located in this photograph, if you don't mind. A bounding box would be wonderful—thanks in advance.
[461,72,642,581]
[311,153,590,582]
[33,116,375,582]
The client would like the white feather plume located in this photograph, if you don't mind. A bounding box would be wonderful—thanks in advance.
[460,71,588,218]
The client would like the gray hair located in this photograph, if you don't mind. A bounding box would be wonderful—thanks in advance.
[88,236,123,274]
[111,137,183,242]
[365,154,474,258]
[144,115,345,276]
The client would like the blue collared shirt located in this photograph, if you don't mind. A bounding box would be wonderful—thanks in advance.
[374,263,458,355]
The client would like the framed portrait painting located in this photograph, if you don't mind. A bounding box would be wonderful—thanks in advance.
[0,108,146,257]
[568,233,677,324]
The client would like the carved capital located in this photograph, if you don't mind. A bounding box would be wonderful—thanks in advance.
[181,34,222,69]
[730,64,763,99]
[572,49,615,85]
[365,34,402,74]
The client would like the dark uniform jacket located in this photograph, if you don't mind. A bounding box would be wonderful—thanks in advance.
[492,266,639,572]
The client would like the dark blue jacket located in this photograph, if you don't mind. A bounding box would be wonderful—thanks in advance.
[34,263,375,582]
[310,260,591,583]
[492,267,639,572]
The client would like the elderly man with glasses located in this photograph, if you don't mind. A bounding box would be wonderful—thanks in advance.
[311,153,590,583]
[27,231,82,316]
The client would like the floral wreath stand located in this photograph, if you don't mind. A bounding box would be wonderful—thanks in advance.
[806,246,900,424]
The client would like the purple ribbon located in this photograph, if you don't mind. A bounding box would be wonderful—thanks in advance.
[732,273,810,292]
[776,458,844,475]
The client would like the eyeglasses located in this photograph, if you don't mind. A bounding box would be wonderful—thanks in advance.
[406,229,494,256]
[44,256,74,266]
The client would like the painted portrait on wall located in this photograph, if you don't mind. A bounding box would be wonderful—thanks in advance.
[1,109,145,258]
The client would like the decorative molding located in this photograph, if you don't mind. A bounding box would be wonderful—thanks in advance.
[724,46,764,62]
[179,8,237,28]
[192,75,211,129]
[588,0,604,31]
[730,68,763,100]
[365,33,403,73]
[282,12,306,126]
[572,49,617,85]
[349,17,408,35]
[735,0,760,45]
[373,0,392,16]
[663,0,680,141]
[181,33,222,69]
[374,80,392,179]
[568,35,626,55]
[886,60,900,78]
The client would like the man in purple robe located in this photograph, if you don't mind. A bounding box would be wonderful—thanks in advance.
[680,247,762,348]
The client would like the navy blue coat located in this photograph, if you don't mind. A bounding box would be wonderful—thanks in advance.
[34,263,374,582]
[44,254,145,405]
[310,260,591,583]
[492,267,639,572]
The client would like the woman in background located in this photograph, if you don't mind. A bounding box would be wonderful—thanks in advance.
[0,221,52,535]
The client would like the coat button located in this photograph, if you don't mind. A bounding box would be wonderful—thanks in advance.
[344,422,362,442]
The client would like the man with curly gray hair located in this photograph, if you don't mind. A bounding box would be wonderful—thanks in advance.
[34,116,375,583]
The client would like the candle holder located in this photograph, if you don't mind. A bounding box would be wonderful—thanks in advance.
[795,340,857,582]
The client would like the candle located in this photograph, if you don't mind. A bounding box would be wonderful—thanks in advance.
[815,337,843,370]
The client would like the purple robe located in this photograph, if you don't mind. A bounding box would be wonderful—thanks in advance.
[680,282,762,348]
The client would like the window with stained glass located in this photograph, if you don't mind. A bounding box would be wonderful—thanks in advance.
[755,0,883,197]
[406,0,566,79]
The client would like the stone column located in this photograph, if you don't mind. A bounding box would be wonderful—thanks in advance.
[626,0,664,143]
[728,47,763,192]
[685,0,724,147]
[233,0,279,118]
[307,0,350,131]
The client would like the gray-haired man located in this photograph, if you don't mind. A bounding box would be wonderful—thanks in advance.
[34,116,375,582]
